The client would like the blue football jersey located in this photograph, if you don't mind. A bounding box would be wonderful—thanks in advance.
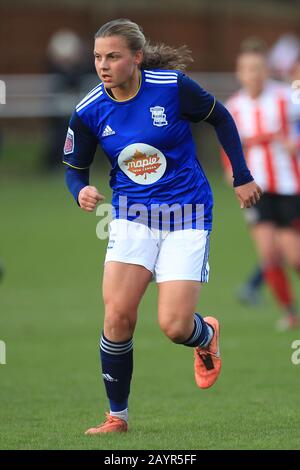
[63,69,216,230]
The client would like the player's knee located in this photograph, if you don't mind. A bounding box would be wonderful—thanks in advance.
[159,316,188,343]
[104,304,136,338]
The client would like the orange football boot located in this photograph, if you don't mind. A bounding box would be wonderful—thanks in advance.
[194,316,221,389]
[85,412,128,435]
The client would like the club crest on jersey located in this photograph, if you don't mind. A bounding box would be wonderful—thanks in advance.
[118,143,167,185]
[64,127,74,155]
[150,106,168,127]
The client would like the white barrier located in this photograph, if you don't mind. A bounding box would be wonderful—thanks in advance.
[0,73,238,118]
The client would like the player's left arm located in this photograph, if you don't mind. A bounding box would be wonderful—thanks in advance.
[178,73,262,208]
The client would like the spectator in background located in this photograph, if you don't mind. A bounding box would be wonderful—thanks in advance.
[42,30,92,171]
[268,34,300,82]
[222,39,300,330]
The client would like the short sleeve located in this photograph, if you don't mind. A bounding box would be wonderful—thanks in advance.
[62,111,98,169]
[178,73,216,122]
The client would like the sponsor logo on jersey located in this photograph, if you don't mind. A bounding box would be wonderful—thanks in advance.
[118,143,167,185]
[63,127,74,155]
[150,106,168,127]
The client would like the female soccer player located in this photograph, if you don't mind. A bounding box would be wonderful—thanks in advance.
[222,40,300,330]
[63,19,261,433]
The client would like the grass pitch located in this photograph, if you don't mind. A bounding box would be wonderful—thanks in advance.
[1,164,300,450]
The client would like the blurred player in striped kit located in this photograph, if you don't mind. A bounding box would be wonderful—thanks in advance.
[222,39,300,330]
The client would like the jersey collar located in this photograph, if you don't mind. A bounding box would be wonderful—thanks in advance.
[103,70,144,104]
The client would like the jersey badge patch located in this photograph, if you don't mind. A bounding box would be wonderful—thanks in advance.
[150,106,168,127]
[64,127,74,155]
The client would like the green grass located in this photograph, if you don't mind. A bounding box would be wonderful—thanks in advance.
[1,166,300,450]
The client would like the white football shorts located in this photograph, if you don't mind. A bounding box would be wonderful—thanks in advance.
[104,219,210,283]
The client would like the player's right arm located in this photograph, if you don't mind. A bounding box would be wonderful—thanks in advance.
[63,111,105,212]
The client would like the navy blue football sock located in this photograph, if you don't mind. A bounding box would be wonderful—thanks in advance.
[181,313,213,348]
[248,266,264,290]
[100,333,133,413]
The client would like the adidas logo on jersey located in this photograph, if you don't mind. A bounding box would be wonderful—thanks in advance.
[102,125,116,137]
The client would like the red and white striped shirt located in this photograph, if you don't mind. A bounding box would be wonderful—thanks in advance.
[224,80,300,195]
